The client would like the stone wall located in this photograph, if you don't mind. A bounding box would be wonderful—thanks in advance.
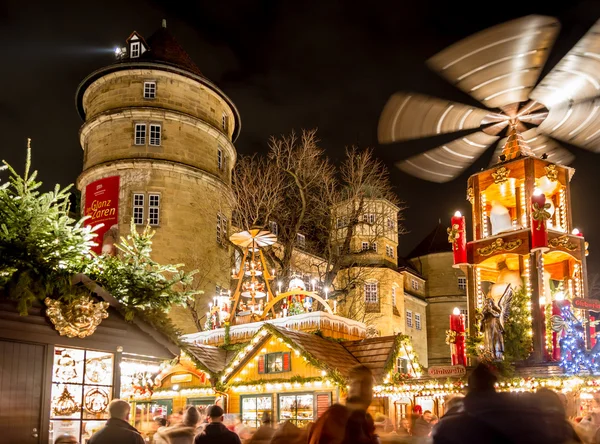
[410,252,466,366]
[82,69,236,140]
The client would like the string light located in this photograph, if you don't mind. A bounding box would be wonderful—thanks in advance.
[520,183,528,229]
[481,193,488,238]
[560,188,567,232]
[475,267,483,308]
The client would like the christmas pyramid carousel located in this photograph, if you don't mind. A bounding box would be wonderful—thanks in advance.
[376,15,600,414]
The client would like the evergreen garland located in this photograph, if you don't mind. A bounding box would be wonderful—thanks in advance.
[0,141,96,314]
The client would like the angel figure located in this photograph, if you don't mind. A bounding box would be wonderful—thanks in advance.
[480,284,513,360]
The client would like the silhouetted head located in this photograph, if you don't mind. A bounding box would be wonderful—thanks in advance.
[468,363,497,394]
[347,364,374,410]
[182,406,200,427]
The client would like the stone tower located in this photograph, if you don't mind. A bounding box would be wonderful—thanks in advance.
[76,22,240,332]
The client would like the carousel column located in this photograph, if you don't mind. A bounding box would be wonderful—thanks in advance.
[463,264,477,365]
[530,251,547,363]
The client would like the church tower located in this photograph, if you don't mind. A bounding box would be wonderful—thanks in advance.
[75,21,240,332]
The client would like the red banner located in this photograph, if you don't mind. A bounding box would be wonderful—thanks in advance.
[84,176,120,255]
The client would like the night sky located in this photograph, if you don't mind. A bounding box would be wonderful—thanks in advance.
[2,0,600,270]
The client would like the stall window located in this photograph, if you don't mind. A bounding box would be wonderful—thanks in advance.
[258,352,291,374]
[49,347,114,444]
[241,395,272,429]
[132,399,173,435]
[279,393,314,426]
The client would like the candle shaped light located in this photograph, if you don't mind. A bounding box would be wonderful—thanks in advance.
[449,307,466,366]
[573,228,584,238]
[311,279,316,292]
[277,281,282,294]
[551,293,566,361]
[325,287,329,300]
[449,211,467,268]
[531,188,549,252]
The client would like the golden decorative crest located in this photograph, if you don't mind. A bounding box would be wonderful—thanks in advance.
[531,202,552,229]
[447,224,460,245]
[445,330,459,345]
[544,164,559,182]
[477,238,523,256]
[492,166,510,184]
[549,235,577,251]
[466,187,474,205]
[45,296,109,338]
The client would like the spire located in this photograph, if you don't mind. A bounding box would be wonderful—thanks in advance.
[499,121,534,162]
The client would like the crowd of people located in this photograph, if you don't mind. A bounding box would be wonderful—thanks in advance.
[52,364,600,444]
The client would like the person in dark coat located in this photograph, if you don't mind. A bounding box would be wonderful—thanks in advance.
[412,410,432,437]
[432,364,579,444]
[88,399,144,444]
[194,405,241,444]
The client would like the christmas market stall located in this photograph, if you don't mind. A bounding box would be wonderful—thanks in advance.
[0,276,180,444]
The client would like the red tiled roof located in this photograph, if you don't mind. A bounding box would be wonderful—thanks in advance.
[140,27,203,76]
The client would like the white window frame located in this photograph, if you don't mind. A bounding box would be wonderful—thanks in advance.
[364,282,378,304]
[411,280,420,291]
[406,310,413,328]
[148,193,160,226]
[222,113,228,132]
[371,242,378,252]
[363,213,375,224]
[391,287,397,308]
[362,242,369,251]
[149,124,162,146]
[218,147,223,170]
[144,81,156,99]
[415,313,422,330]
[217,213,228,245]
[386,245,395,258]
[296,233,306,249]
[461,309,469,327]
[134,123,146,145]
[130,41,140,58]
[269,221,278,235]
[133,193,145,225]
[387,217,395,230]
[458,276,467,291]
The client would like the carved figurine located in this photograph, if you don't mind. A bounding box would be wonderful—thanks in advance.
[480,284,513,360]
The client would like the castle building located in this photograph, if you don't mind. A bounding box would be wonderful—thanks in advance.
[407,224,467,367]
[75,22,240,332]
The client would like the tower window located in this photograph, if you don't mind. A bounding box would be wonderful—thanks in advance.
[148,194,160,226]
[149,124,161,146]
[222,113,228,132]
[217,213,228,245]
[411,280,420,291]
[415,313,422,330]
[387,217,396,230]
[391,287,397,307]
[296,233,306,249]
[371,242,377,252]
[364,282,378,303]
[130,42,140,58]
[362,242,369,251]
[406,310,413,328]
[458,276,467,291]
[144,82,156,99]
[269,221,278,235]
[218,147,223,170]
[386,245,395,258]
[133,193,145,225]
[134,124,146,145]
[363,213,376,224]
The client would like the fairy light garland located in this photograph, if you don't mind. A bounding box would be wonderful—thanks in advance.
[560,188,567,232]
[475,267,483,308]
[520,184,528,229]
[481,193,488,238]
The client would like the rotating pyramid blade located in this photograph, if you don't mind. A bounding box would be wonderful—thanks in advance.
[538,99,600,151]
[397,131,499,182]
[530,19,600,108]
[428,15,560,109]
[378,92,499,144]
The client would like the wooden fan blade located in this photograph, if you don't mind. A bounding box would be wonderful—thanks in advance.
[530,19,600,108]
[517,100,546,116]
[518,112,548,125]
[397,131,498,183]
[483,121,509,135]
[428,15,560,109]
[538,99,600,152]
[378,92,491,144]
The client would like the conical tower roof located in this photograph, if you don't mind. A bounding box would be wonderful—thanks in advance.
[498,122,535,162]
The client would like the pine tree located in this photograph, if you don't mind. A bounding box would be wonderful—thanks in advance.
[0,140,96,313]
[559,305,595,375]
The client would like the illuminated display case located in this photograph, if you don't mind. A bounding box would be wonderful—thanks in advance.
[278,393,314,426]
[241,395,273,429]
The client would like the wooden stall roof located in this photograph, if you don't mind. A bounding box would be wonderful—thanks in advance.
[268,325,361,378]
[185,344,236,374]
[342,336,397,384]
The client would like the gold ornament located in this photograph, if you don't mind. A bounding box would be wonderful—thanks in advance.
[492,166,510,184]
[54,352,78,382]
[445,330,458,345]
[52,386,81,416]
[86,358,109,384]
[477,238,523,256]
[447,224,460,245]
[84,387,110,414]
[549,235,577,251]
[45,296,109,339]
[466,187,474,205]
[531,202,552,230]
[544,164,559,182]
